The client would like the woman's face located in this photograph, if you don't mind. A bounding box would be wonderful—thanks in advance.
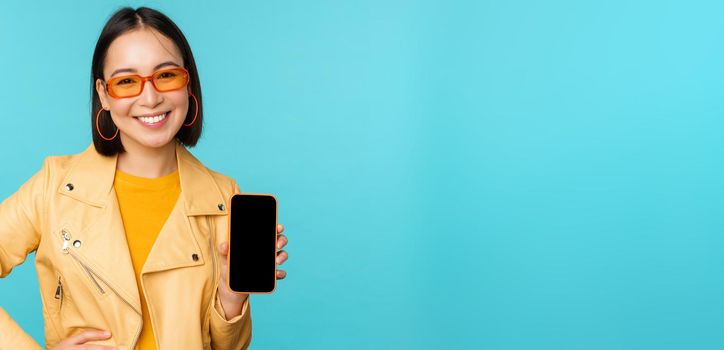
[96,28,189,151]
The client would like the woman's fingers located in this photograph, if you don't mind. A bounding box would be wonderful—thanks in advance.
[217,242,231,291]
[277,235,288,249]
[68,330,111,344]
[276,250,288,265]
[275,224,288,280]
[218,242,229,257]
[218,243,229,272]
[53,329,116,349]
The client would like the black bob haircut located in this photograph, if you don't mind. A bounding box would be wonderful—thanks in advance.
[91,7,203,156]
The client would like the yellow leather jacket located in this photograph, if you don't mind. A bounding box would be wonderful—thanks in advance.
[0,141,251,349]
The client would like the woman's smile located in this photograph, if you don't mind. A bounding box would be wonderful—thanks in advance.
[134,110,171,128]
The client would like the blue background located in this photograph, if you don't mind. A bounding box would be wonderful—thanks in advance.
[2,0,724,349]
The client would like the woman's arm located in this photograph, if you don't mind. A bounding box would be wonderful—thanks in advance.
[209,289,252,350]
[0,158,50,349]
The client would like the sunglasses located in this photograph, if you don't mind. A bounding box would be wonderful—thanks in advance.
[104,67,190,98]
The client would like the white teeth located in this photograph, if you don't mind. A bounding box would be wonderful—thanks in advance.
[137,112,167,124]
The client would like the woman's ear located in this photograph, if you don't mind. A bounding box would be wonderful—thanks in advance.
[95,78,109,109]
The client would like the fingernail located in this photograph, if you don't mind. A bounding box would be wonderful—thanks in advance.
[104,331,111,336]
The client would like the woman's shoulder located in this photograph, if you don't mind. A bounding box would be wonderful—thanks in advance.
[34,145,91,184]
[35,143,241,197]
[198,164,241,197]
[42,150,84,171]
[205,167,238,185]
[176,144,241,196]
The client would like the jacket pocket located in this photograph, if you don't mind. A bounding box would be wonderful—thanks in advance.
[45,274,64,317]
[68,252,106,295]
[42,272,66,346]
[60,228,106,296]
[54,275,64,309]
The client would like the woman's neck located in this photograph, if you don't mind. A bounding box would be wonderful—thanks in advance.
[116,140,178,178]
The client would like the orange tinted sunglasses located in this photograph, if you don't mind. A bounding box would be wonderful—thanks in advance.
[105,67,190,98]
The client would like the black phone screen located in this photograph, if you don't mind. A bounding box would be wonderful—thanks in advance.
[228,194,277,293]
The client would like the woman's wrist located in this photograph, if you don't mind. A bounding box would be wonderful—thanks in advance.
[217,289,248,320]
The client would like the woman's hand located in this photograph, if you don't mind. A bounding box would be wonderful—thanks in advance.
[217,223,289,319]
[51,329,115,350]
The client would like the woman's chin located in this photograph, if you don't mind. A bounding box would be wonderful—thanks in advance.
[122,133,176,150]
[142,136,177,149]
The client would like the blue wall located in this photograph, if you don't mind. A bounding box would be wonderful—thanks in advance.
[1,1,723,348]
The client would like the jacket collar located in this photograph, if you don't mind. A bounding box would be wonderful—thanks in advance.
[58,141,227,216]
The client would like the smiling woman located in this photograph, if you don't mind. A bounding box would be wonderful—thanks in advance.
[0,6,289,350]
[91,9,203,161]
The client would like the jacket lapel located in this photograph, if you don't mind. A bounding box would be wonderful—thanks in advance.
[142,143,229,274]
[56,141,229,311]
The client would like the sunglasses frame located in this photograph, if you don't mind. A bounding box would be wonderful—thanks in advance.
[104,67,190,99]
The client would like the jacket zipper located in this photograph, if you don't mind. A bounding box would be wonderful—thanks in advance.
[62,230,104,294]
[61,229,144,349]
[68,252,105,294]
[54,276,63,312]
[54,276,62,299]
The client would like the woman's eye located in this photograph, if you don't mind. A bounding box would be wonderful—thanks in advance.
[158,72,176,79]
[117,78,134,85]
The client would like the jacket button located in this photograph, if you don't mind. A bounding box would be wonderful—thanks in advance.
[192,253,199,261]
[218,204,225,211]
[65,183,74,191]
[73,240,81,248]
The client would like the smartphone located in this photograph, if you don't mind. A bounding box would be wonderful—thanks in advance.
[227,193,278,294]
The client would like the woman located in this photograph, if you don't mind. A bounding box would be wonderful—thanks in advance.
[0,7,288,350]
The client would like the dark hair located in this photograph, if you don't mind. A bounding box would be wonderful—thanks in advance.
[91,7,203,156]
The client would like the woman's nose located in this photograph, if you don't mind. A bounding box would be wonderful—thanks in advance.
[139,79,162,107]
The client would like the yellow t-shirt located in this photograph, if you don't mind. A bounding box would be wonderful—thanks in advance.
[114,168,181,350]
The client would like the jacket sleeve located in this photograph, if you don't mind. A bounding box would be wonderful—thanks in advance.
[210,290,252,350]
[0,158,49,349]
[209,179,252,350]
